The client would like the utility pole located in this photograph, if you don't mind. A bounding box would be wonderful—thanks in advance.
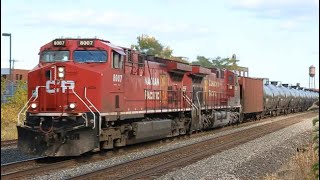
[2,33,12,79]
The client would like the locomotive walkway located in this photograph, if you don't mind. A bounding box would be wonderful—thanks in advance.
[0,112,317,179]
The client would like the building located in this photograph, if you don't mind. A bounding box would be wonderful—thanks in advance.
[1,68,29,82]
[1,68,30,103]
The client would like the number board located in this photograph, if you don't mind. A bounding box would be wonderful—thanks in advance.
[78,40,95,47]
[52,40,66,46]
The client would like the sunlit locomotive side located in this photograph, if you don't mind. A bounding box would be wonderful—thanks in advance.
[18,38,241,156]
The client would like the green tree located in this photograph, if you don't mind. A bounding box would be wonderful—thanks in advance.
[160,46,173,58]
[132,34,173,58]
[224,54,240,71]
[192,56,213,68]
[211,56,228,69]
[7,80,28,108]
[192,54,241,70]
[1,80,28,140]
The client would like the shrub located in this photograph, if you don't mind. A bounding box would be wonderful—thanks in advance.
[312,117,319,179]
[1,80,27,140]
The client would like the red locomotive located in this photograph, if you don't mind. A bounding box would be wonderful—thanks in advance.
[17,38,318,157]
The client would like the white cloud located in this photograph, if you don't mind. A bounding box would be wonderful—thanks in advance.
[23,10,210,35]
[232,0,313,9]
[279,20,297,30]
[232,0,265,9]
[230,0,317,30]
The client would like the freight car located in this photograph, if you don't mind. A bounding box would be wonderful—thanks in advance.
[17,38,318,157]
[239,77,318,120]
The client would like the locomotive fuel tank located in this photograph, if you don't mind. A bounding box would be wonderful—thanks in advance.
[127,120,173,144]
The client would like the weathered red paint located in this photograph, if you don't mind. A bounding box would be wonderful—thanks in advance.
[27,38,238,116]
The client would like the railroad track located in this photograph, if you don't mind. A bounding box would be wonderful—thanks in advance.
[1,139,17,147]
[0,112,315,179]
[70,112,316,180]
[1,157,75,180]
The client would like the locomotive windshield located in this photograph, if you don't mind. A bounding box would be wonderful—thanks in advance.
[40,50,69,62]
[73,50,107,63]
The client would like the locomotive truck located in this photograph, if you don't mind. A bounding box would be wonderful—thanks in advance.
[17,38,319,156]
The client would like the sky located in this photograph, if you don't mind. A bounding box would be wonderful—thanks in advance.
[1,0,319,88]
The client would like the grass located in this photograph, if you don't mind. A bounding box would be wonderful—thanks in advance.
[264,116,319,180]
[1,104,21,140]
[1,80,27,141]
[264,144,319,180]
[294,144,319,180]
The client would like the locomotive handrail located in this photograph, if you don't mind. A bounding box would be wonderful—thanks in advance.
[17,86,45,126]
[183,93,198,110]
[196,91,203,128]
[84,87,102,135]
[17,95,33,126]
[71,88,95,128]
[196,91,209,127]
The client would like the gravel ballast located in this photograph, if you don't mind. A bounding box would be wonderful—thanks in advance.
[29,113,315,179]
[157,116,316,180]
[1,146,41,165]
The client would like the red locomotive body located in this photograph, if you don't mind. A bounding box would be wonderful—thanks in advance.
[17,38,319,157]
[17,38,241,156]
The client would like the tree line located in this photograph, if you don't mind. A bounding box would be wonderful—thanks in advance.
[131,34,242,71]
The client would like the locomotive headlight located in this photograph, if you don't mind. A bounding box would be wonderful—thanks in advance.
[31,103,37,109]
[58,67,64,72]
[58,72,64,78]
[69,103,76,109]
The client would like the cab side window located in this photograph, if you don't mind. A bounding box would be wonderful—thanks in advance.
[112,51,123,69]
[228,75,233,83]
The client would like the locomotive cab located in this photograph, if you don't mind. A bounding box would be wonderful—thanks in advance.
[17,38,128,156]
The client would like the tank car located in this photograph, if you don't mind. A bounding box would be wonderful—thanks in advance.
[239,77,318,120]
[278,84,292,114]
